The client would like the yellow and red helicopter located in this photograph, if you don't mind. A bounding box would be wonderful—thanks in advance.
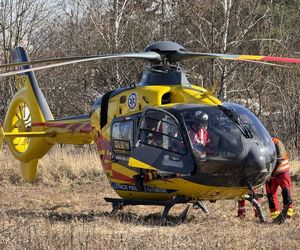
[0,41,299,223]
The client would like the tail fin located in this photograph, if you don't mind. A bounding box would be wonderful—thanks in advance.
[0,121,4,148]
[3,46,54,181]
[11,46,53,121]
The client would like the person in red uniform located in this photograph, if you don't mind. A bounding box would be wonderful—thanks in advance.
[193,117,209,146]
[265,138,293,220]
[188,112,210,160]
[237,197,247,218]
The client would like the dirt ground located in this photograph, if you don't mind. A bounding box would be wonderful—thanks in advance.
[1,146,300,249]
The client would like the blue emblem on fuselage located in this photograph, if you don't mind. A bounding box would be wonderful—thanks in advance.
[128,92,137,110]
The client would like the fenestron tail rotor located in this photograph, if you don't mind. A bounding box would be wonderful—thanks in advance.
[10,102,32,153]
[4,97,38,156]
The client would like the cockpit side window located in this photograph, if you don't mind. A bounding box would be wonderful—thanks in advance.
[139,110,187,155]
[112,120,134,154]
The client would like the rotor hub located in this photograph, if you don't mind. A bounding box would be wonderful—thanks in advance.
[144,41,186,53]
[144,41,186,63]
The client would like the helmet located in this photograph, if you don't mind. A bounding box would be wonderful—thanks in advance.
[195,111,209,122]
[201,113,208,121]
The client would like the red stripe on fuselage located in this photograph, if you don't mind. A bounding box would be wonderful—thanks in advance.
[112,170,133,182]
[80,124,92,133]
[67,123,82,131]
[32,122,69,128]
[32,122,90,133]
[95,135,112,171]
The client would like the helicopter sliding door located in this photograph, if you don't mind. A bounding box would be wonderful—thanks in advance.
[129,108,194,175]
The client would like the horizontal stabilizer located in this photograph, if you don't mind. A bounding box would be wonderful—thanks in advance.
[0,125,4,148]
[2,131,56,137]
[0,128,56,149]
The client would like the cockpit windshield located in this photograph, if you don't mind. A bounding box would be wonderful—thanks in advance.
[180,103,275,164]
[222,102,273,147]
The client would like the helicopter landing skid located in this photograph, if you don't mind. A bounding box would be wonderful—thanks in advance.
[244,194,265,223]
[192,201,209,214]
[104,196,190,224]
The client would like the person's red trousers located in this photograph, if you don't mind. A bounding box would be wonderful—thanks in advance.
[237,197,260,218]
[265,172,293,219]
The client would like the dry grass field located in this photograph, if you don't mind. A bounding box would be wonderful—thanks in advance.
[1,146,300,249]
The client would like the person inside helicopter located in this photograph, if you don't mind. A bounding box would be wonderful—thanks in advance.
[187,111,210,160]
[183,106,247,162]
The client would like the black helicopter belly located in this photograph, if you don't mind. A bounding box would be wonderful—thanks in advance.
[184,157,271,188]
[184,170,242,188]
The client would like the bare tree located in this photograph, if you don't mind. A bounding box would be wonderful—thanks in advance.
[0,0,299,156]
[0,0,56,118]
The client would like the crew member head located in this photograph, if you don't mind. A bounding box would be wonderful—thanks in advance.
[195,111,209,129]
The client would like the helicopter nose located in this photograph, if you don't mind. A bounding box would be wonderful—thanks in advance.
[241,145,274,186]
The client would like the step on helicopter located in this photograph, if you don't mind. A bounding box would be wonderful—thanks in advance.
[1,41,300,223]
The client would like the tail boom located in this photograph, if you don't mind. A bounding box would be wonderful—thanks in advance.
[31,116,94,145]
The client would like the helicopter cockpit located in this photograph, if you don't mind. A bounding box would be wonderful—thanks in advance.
[131,102,276,187]
[177,102,276,186]
[180,103,274,160]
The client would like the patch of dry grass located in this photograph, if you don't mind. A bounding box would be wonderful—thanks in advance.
[1,146,300,249]
[0,145,107,187]
[39,145,107,186]
[290,160,300,176]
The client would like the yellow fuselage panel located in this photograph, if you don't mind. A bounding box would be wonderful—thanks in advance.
[110,177,248,201]
[106,85,221,123]
[91,107,101,134]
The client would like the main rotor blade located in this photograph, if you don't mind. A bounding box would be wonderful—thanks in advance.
[0,52,162,77]
[235,59,295,69]
[170,51,300,66]
[0,56,102,69]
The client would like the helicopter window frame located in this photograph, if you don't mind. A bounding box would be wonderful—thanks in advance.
[111,119,134,155]
[138,109,187,156]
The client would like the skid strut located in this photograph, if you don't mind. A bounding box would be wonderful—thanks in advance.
[244,194,265,223]
[193,201,209,214]
[104,196,190,224]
